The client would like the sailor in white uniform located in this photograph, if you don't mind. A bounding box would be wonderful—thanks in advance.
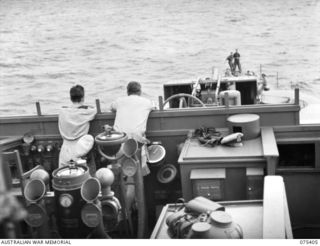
[58,85,96,167]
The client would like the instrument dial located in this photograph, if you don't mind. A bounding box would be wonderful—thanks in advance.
[121,158,137,177]
[59,194,73,208]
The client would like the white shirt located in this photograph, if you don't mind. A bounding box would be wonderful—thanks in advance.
[58,103,96,167]
[110,95,154,143]
[58,103,96,141]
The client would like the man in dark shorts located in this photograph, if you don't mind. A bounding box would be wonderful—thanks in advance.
[233,49,242,73]
[226,52,234,73]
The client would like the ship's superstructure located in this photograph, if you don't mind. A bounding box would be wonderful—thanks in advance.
[1,70,320,239]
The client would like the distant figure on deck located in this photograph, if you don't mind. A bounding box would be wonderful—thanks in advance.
[246,70,255,76]
[110,81,156,175]
[233,49,242,74]
[226,52,234,73]
[261,73,270,91]
[58,85,97,168]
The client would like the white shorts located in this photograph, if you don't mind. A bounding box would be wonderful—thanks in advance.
[59,134,94,167]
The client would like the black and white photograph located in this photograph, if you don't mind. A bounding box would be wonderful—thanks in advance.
[0,0,320,243]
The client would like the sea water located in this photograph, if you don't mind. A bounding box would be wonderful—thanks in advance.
[0,0,319,115]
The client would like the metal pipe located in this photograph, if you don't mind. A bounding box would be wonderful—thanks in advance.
[215,75,221,105]
[133,151,147,238]
[119,175,134,236]
[225,92,229,108]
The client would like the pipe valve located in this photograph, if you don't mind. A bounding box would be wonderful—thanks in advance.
[37,144,44,153]
[46,143,53,152]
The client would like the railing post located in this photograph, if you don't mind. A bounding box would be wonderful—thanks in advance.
[95,99,101,114]
[36,102,42,116]
[225,92,229,108]
[294,88,299,105]
[158,96,164,111]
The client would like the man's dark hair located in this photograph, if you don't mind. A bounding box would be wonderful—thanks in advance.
[127,81,141,95]
[70,85,84,103]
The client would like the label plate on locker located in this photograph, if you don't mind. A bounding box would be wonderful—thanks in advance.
[190,168,226,201]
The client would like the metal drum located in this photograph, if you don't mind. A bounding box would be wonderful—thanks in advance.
[227,114,260,140]
[219,90,241,106]
[52,164,90,238]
